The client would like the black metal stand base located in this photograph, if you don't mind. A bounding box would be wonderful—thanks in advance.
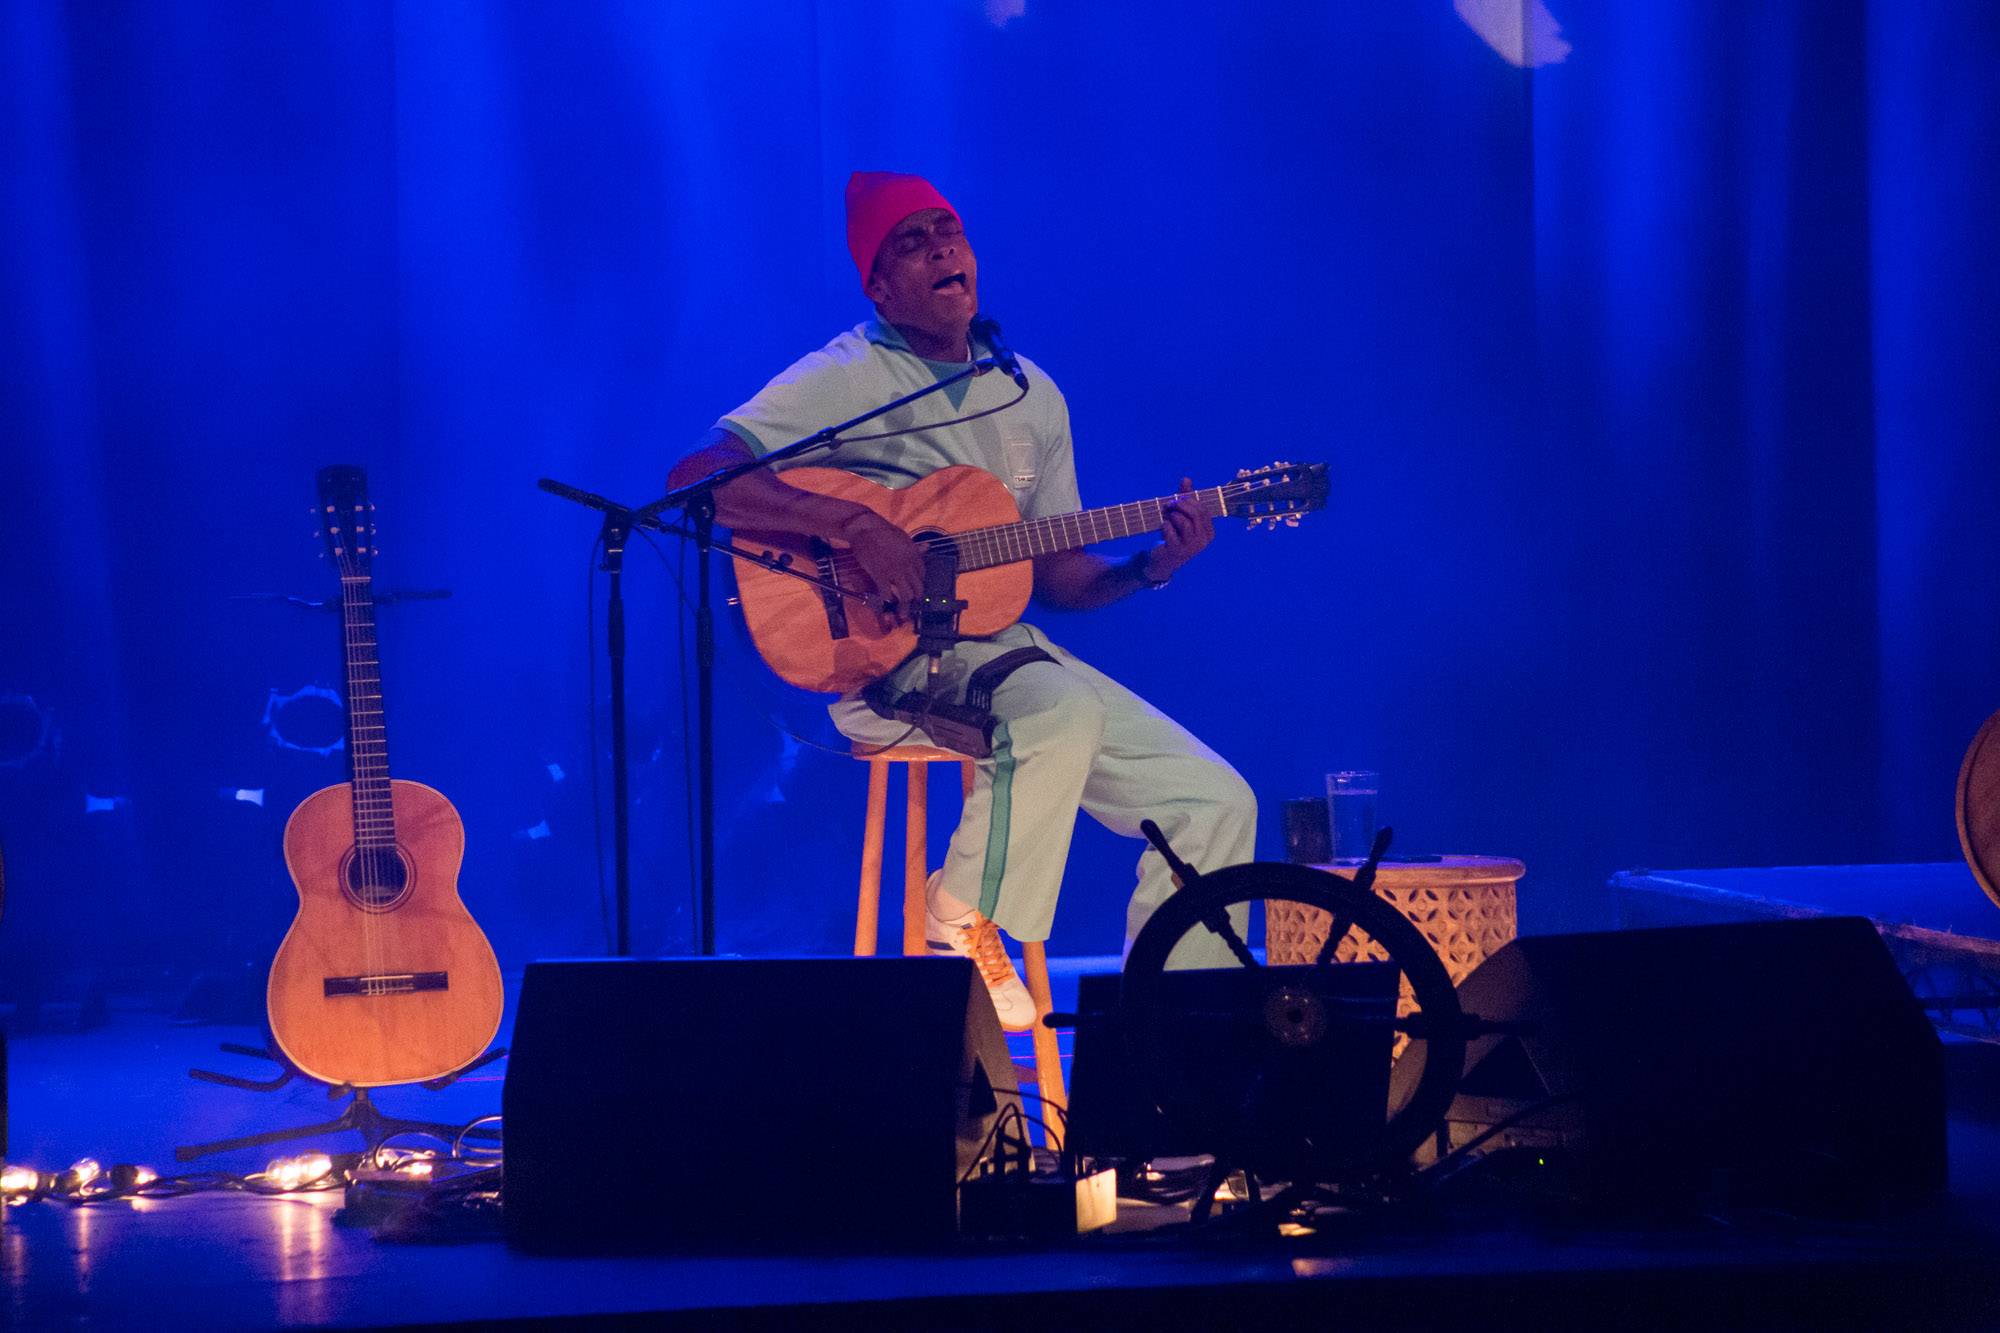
[176,1041,505,1162]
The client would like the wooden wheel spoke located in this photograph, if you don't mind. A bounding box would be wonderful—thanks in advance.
[1200,908,1261,968]
[1312,911,1356,968]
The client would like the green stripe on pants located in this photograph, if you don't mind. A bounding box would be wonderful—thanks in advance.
[978,721,1014,919]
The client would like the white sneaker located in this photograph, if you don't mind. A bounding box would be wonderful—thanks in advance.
[925,872,1036,1032]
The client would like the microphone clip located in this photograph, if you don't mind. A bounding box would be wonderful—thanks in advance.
[913,542,967,664]
[970,314,1030,391]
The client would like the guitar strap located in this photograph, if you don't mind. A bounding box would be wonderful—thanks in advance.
[963,646,1059,712]
[861,645,1056,761]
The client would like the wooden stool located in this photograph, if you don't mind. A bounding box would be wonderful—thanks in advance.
[853,744,1067,1145]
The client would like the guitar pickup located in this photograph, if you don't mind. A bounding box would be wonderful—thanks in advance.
[810,539,850,641]
[324,971,449,998]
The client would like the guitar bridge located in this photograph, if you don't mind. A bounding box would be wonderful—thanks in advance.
[324,971,449,998]
[810,539,850,641]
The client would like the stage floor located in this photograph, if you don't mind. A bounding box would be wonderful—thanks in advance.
[9,953,2000,1329]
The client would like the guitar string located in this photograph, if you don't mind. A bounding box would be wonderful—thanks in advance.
[365,577,392,975]
[365,574,393,968]
[821,493,1180,579]
[821,478,1290,574]
[813,484,1246,586]
[752,471,1305,590]
[341,565,366,980]
[344,565,381,982]
[343,566,364,985]
[344,533,393,983]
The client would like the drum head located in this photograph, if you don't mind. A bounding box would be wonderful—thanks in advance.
[1957,709,2000,912]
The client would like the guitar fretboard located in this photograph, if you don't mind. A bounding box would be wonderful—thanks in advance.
[945,488,1228,572]
[340,574,395,850]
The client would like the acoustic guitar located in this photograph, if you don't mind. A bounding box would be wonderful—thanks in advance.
[731,461,1328,693]
[266,465,503,1088]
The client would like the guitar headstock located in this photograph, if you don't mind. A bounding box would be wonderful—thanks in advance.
[1226,461,1329,529]
[316,465,377,578]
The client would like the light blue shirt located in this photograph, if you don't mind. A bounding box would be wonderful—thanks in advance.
[718,319,1081,521]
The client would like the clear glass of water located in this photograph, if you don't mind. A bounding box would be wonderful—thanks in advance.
[1325,771,1379,863]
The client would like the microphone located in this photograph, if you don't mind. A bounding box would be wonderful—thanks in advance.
[970,314,1030,391]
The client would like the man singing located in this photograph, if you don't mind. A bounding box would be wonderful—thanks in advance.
[670,172,1255,1027]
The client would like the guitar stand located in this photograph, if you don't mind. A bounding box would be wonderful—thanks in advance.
[176,1041,506,1163]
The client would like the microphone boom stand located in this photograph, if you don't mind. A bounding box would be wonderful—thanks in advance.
[543,346,1015,957]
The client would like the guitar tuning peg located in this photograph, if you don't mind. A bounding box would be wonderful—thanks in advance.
[1236,468,1252,479]
[1284,514,1301,527]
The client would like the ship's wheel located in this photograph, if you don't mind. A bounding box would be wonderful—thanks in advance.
[1121,822,1464,1220]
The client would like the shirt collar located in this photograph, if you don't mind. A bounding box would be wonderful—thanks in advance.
[862,317,987,364]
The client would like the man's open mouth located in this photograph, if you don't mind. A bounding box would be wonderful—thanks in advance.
[931,272,968,292]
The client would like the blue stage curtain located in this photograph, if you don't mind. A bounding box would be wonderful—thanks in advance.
[1865,3,2000,853]
[1,3,1995,983]
[1530,1,2000,883]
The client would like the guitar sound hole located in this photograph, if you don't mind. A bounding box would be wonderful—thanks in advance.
[344,846,411,910]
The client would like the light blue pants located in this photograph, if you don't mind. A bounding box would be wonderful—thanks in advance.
[830,623,1257,967]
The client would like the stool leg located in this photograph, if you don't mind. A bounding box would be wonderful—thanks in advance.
[1021,940,1067,1151]
[902,759,929,957]
[855,759,889,957]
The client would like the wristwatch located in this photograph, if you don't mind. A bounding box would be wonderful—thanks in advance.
[1121,546,1171,590]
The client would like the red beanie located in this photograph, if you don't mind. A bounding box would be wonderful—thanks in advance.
[845,171,959,289]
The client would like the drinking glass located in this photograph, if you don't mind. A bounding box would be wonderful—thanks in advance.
[1325,771,1379,863]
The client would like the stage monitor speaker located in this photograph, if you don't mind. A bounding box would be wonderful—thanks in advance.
[502,956,1017,1253]
[1394,916,1945,1211]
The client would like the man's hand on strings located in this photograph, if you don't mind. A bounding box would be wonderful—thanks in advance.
[842,510,926,629]
[1149,477,1215,580]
